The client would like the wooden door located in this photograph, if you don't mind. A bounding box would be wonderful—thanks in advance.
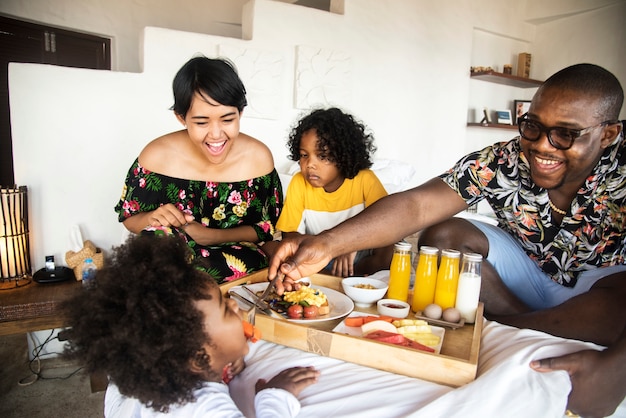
[0,15,111,186]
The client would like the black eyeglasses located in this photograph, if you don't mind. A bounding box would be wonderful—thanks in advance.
[517,113,617,150]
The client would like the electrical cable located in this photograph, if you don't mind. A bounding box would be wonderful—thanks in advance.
[17,329,83,386]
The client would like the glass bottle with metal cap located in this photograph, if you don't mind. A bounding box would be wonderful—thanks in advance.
[455,252,483,323]
[434,249,461,309]
[411,246,439,312]
[387,241,412,302]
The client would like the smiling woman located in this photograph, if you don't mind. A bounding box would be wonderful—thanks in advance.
[113,56,283,284]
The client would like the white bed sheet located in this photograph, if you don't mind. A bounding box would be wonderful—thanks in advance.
[230,320,626,418]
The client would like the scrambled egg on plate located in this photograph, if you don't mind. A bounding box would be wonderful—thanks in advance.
[283,286,327,307]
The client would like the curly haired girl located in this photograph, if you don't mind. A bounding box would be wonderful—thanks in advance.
[63,235,318,417]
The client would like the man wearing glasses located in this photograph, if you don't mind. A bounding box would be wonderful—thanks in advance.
[270,63,625,417]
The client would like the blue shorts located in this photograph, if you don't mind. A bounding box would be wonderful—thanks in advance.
[467,220,626,310]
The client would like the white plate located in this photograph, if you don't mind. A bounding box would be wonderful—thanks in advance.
[229,282,354,324]
[332,312,445,354]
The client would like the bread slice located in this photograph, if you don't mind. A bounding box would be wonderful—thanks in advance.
[318,300,330,316]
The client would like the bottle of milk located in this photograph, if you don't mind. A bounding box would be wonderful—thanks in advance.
[455,253,482,323]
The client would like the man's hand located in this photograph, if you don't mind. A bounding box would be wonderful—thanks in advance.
[530,348,626,418]
[268,234,333,295]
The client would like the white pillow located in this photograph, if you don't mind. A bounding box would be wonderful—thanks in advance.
[370,159,416,194]
[282,159,416,195]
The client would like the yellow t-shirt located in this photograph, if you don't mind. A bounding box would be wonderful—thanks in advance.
[277,169,387,235]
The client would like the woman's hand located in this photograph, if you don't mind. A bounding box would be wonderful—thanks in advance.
[148,203,194,228]
[181,222,259,246]
[330,252,357,278]
[255,366,320,397]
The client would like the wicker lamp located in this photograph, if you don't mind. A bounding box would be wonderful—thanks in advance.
[0,186,32,289]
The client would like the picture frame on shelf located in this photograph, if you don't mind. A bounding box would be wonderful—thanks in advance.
[496,110,512,125]
[514,100,531,124]
[479,107,491,124]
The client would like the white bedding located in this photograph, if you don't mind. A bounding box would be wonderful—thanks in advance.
[230,320,626,418]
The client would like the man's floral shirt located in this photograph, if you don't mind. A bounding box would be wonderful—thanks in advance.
[440,136,626,287]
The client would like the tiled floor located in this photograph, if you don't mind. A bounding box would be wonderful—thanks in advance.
[0,333,104,417]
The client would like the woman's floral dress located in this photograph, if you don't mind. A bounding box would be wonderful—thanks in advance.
[114,158,283,284]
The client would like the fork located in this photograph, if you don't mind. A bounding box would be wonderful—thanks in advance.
[232,288,285,321]
[257,272,284,303]
[229,291,258,324]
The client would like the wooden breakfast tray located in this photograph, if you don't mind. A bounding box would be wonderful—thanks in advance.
[221,269,483,387]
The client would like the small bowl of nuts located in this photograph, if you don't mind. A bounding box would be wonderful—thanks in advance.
[341,276,389,308]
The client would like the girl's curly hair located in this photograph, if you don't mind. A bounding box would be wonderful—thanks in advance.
[62,235,218,413]
[287,107,377,179]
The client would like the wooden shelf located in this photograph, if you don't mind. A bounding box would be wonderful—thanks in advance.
[467,122,517,130]
[470,71,543,88]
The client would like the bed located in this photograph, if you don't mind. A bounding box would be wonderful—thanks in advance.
[225,273,625,418]
[104,269,625,418]
[230,321,602,417]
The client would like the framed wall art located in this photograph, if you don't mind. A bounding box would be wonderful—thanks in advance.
[496,109,512,125]
[514,100,531,124]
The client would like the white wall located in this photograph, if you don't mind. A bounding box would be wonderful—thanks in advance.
[0,0,248,72]
[8,0,626,271]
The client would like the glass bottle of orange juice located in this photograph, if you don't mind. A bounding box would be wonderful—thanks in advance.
[434,249,461,309]
[387,241,412,302]
[411,246,439,312]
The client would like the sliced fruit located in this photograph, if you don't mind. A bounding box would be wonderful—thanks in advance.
[242,320,261,342]
[362,315,383,324]
[344,316,366,327]
[402,332,441,347]
[361,319,398,335]
[363,330,407,345]
[392,319,429,327]
[364,330,435,353]
[402,338,436,353]
[396,324,432,334]
[345,315,395,328]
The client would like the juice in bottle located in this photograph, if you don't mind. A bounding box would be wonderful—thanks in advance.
[434,249,460,309]
[411,246,439,312]
[387,241,412,302]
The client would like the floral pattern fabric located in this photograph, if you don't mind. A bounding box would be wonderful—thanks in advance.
[114,158,283,284]
[440,136,626,287]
